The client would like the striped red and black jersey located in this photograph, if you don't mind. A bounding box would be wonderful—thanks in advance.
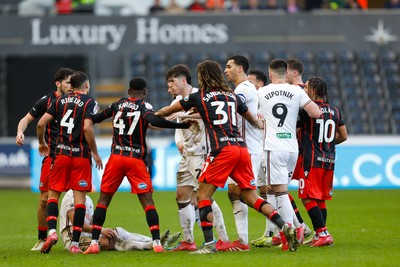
[179,89,248,152]
[29,91,59,158]
[298,100,345,170]
[46,92,98,158]
[295,83,305,153]
[93,97,154,160]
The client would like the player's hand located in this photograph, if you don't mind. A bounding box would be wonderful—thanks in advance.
[38,143,50,157]
[16,133,25,145]
[176,141,184,155]
[93,153,103,170]
[167,112,186,121]
[101,228,117,239]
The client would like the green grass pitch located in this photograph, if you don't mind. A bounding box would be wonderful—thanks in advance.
[1,189,399,267]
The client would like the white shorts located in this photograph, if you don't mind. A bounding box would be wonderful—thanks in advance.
[264,150,298,185]
[257,157,267,187]
[227,153,262,186]
[177,154,205,189]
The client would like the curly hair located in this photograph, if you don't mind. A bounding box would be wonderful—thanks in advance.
[197,60,232,92]
[307,76,329,103]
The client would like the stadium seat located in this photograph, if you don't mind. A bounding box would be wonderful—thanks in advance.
[381,50,398,63]
[319,62,337,74]
[341,62,358,75]
[170,52,190,66]
[192,52,210,65]
[350,122,370,134]
[342,74,361,86]
[319,51,336,63]
[212,51,230,65]
[150,52,169,64]
[153,64,168,75]
[349,110,368,123]
[253,51,272,67]
[366,86,385,99]
[339,51,357,63]
[364,74,381,86]
[296,51,315,64]
[383,62,399,74]
[131,63,147,77]
[359,50,378,63]
[328,86,340,99]
[386,73,400,86]
[274,51,292,60]
[362,62,379,75]
[346,97,365,110]
[303,63,316,78]
[374,122,391,134]
[323,74,339,86]
[131,52,147,65]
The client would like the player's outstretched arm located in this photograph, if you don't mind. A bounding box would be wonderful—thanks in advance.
[16,113,36,146]
[304,101,321,119]
[154,101,184,118]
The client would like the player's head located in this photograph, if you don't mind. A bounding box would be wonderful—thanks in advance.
[225,55,250,84]
[247,69,267,89]
[128,77,147,98]
[268,58,287,81]
[198,60,231,93]
[286,58,304,85]
[305,76,329,103]
[70,71,90,93]
[166,64,192,96]
[54,67,74,94]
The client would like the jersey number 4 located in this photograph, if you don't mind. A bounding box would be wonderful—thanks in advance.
[113,111,140,135]
[60,109,75,134]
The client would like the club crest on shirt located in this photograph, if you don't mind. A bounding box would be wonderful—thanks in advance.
[145,102,153,110]
[250,179,256,186]
[138,183,148,190]
[79,180,88,187]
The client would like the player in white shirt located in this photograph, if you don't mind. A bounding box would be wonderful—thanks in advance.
[257,58,320,250]
[165,64,230,251]
[224,55,263,251]
[60,190,178,252]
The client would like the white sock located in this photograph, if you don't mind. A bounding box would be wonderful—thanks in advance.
[212,200,229,242]
[266,194,276,236]
[232,200,248,244]
[115,227,152,242]
[276,194,295,226]
[292,212,301,228]
[48,229,56,236]
[178,201,195,243]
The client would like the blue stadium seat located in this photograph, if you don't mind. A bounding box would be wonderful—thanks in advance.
[323,74,339,86]
[319,62,337,75]
[192,52,210,65]
[350,122,370,134]
[131,63,147,77]
[303,63,316,78]
[341,62,358,74]
[342,74,361,86]
[170,52,190,66]
[339,51,357,63]
[349,110,368,123]
[374,122,391,134]
[150,52,169,64]
[274,51,292,60]
[381,50,398,62]
[253,51,272,67]
[366,86,385,99]
[364,74,381,86]
[212,51,230,65]
[383,62,399,74]
[296,51,315,64]
[386,73,400,86]
[131,52,147,64]
[362,62,379,74]
[153,64,168,75]
[346,97,365,110]
[359,50,378,63]
[319,51,336,63]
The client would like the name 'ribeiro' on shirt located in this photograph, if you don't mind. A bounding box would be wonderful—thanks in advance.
[263,90,294,100]
[60,97,85,107]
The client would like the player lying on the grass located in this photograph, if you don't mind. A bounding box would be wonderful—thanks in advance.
[60,189,180,252]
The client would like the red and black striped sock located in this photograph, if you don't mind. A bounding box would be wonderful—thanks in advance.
[92,204,107,240]
[46,199,58,231]
[72,204,86,243]
[38,226,47,240]
[198,200,214,243]
[305,200,325,231]
[145,205,160,240]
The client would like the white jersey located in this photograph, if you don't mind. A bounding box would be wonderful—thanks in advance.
[234,80,262,155]
[258,83,312,152]
[59,190,94,237]
[173,87,208,156]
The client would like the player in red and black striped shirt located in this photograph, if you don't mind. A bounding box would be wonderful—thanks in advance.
[15,67,74,251]
[156,60,300,253]
[297,77,347,247]
[84,78,194,254]
[37,71,103,254]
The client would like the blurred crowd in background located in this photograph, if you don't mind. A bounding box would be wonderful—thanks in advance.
[0,0,399,17]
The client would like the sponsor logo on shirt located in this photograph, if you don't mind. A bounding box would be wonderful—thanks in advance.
[276,133,291,139]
